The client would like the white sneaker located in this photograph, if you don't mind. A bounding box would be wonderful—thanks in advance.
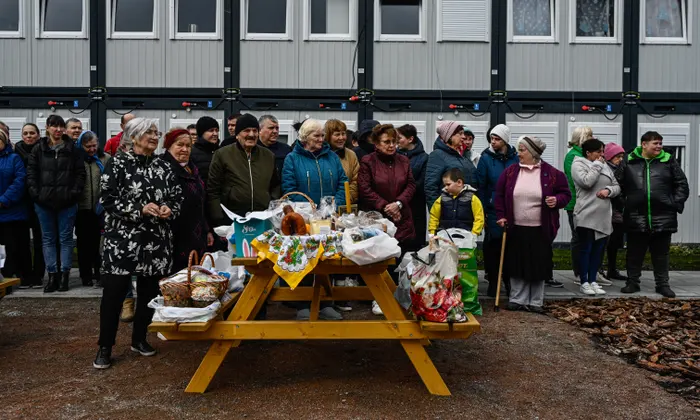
[591,282,606,295]
[573,275,581,285]
[345,277,359,287]
[595,277,613,286]
[580,283,596,295]
[371,301,383,315]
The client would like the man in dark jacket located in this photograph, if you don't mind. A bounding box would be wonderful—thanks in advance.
[257,115,291,176]
[353,119,379,160]
[475,124,518,296]
[620,131,689,298]
[190,116,220,186]
[207,114,281,225]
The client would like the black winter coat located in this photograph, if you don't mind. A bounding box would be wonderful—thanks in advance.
[620,148,689,233]
[190,137,219,187]
[27,136,86,210]
[163,151,209,272]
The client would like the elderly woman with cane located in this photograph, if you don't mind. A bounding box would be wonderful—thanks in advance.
[495,136,570,313]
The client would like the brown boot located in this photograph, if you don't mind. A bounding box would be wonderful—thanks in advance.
[120,298,135,323]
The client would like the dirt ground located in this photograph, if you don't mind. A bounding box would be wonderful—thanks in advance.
[1,298,698,420]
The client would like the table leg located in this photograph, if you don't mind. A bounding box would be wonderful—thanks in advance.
[310,275,322,321]
[185,273,278,393]
[362,272,451,396]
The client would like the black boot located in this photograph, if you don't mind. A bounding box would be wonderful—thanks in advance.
[621,283,641,294]
[607,270,628,281]
[44,273,58,293]
[656,286,676,298]
[58,271,70,292]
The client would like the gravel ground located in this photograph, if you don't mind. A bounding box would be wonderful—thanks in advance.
[1,298,698,420]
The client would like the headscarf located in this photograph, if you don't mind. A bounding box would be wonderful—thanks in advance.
[77,130,104,173]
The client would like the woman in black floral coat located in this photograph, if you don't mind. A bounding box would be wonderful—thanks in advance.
[94,118,182,370]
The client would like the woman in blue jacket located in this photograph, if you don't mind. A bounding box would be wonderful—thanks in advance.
[282,119,348,207]
[425,121,477,208]
[475,124,518,296]
[0,129,31,287]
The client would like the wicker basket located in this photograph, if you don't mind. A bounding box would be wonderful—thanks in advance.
[189,252,229,308]
[280,191,317,210]
[158,250,198,307]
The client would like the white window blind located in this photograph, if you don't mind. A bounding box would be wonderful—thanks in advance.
[106,119,122,139]
[438,0,490,42]
[567,121,622,144]
[506,121,559,167]
[0,117,27,144]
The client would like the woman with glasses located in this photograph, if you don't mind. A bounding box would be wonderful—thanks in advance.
[14,123,46,288]
[358,124,416,315]
[26,115,86,293]
[94,118,182,370]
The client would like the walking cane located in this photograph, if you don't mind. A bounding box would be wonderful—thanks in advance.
[494,230,507,312]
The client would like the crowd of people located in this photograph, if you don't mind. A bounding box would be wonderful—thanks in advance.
[0,113,690,369]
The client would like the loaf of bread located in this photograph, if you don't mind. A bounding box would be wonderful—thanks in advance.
[281,205,307,236]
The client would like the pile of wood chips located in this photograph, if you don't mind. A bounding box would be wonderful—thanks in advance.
[548,298,700,408]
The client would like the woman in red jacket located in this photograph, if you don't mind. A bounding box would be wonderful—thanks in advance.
[358,124,416,314]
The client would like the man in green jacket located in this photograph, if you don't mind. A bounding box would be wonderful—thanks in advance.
[207,114,281,226]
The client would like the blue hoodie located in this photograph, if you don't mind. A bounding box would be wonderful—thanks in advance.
[475,145,518,237]
[0,145,28,222]
[281,141,348,206]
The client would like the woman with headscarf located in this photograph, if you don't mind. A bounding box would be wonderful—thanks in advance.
[26,115,86,293]
[14,123,45,288]
[162,128,214,272]
[94,118,182,370]
[75,131,110,287]
[495,136,570,313]
[425,121,477,208]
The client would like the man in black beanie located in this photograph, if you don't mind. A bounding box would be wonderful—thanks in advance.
[191,116,220,187]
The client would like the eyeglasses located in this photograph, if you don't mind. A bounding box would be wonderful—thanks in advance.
[379,140,398,146]
[146,129,163,137]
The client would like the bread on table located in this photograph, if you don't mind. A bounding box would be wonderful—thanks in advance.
[281,205,307,236]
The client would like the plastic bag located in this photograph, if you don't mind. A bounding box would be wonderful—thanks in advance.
[437,229,482,316]
[148,296,221,323]
[409,238,467,323]
[394,253,414,310]
[268,199,314,229]
[341,227,401,265]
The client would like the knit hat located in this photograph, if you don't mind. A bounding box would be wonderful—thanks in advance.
[234,113,260,137]
[490,124,511,143]
[164,128,190,151]
[518,135,547,159]
[196,116,220,138]
[436,121,462,144]
[604,142,625,162]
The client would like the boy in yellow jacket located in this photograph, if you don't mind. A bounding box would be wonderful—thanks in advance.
[429,168,484,236]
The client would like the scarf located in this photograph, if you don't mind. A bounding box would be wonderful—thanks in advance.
[77,131,104,173]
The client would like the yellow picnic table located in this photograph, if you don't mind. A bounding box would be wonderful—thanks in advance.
[0,278,19,300]
[149,258,480,396]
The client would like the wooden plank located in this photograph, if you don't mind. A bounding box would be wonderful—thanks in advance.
[177,292,242,332]
[268,287,374,302]
[160,320,433,340]
[309,277,322,322]
[450,314,481,333]
[316,274,333,297]
[0,278,20,289]
[381,271,397,293]
[148,322,178,333]
[420,321,450,332]
[184,273,277,394]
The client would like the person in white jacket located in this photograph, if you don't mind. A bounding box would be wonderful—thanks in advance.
[571,138,621,296]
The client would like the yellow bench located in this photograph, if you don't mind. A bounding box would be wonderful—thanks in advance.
[0,278,19,300]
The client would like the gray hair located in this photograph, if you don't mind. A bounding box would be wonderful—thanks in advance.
[298,119,323,143]
[258,114,278,126]
[65,117,82,126]
[121,117,158,150]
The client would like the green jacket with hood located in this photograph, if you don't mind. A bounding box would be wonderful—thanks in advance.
[563,146,583,211]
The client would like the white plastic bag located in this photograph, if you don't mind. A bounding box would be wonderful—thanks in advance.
[394,253,414,309]
[341,228,401,265]
[437,228,477,249]
[198,250,246,292]
[148,296,221,323]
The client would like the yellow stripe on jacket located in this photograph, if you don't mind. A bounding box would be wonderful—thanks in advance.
[428,193,484,236]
